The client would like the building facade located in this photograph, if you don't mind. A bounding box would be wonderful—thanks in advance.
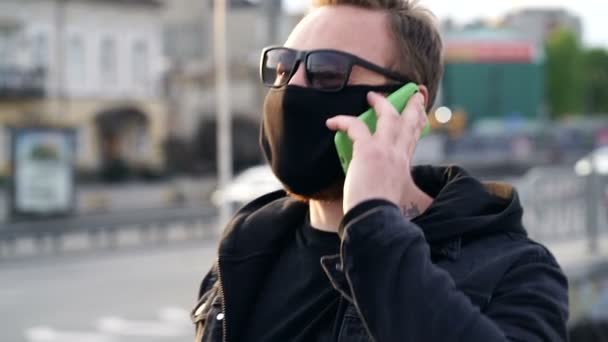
[162,0,304,138]
[503,8,583,44]
[161,0,303,172]
[0,0,168,179]
[441,27,545,129]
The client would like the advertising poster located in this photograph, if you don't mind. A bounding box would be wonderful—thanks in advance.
[10,128,76,218]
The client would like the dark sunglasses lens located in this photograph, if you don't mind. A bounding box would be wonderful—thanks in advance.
[306,51,350,90]
[262,49,297,87]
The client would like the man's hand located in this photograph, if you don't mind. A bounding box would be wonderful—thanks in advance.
[326,92,428,214]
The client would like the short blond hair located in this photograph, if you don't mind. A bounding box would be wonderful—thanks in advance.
[312,0,444,109]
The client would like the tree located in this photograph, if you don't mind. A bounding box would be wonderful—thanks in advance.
[582,48,608,114]
[545,29,585,117]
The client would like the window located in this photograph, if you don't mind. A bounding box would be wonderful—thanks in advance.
[0,29,16,67]
[31,34,48,69]
[132,40,149,88]
[68,36,85,85]
[100,38,117,84]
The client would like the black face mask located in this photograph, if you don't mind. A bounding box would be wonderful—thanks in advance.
[260,84,403,198]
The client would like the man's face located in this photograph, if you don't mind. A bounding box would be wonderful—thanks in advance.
[272,5,397,201]
[284,5,397,88]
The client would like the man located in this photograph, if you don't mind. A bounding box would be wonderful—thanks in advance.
[191,0,569,341]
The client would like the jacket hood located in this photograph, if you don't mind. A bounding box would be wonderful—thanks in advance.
[218,165,526,257]
[411,165,526,243]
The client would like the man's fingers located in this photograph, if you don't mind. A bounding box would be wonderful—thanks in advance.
[327,116,373,143]
[367,92,400,143]
[398,92,427,147]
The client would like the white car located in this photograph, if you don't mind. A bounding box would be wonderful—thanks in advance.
[211,165,282,208]
[574,146,608,176]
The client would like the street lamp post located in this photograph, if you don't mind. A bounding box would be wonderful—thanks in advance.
[213,0,233,227]
[51,0,66,122]
[265,0,283,45]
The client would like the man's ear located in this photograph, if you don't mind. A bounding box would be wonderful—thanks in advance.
[417,85,430,111]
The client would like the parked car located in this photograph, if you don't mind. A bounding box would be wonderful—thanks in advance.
[211,165,282,208]
[552,118,608,164]
[574,146,608,176]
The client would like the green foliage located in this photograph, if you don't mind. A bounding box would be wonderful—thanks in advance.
[582,48,608,114]
[545,29,585,117]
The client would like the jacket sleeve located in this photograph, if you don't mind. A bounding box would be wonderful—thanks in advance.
[339,200,569,342]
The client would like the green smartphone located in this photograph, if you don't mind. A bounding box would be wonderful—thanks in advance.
[334,83,430,174]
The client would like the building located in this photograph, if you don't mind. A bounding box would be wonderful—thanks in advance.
[503,8,583,44]
[163,0,300,139]
[162,0,302,172]
[163,0,266,140]
[436,7,580,126]
[442,28,545,123]
[0,0,168,180]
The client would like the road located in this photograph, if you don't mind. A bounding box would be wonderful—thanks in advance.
[0,240,218,342]
[0,167,606,340]
[2,217,608,341]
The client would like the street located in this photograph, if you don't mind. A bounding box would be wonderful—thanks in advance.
[1,213,608,341]
[0,240,218,342]
[0,167,605,341]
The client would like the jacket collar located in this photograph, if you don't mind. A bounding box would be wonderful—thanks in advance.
[218,190,307,259]
[219,165,523,259]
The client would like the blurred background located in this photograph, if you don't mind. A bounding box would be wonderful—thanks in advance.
[1,0,608,341]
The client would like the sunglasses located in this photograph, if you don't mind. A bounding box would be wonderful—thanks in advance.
[260,46,411,92]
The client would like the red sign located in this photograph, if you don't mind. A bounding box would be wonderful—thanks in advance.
[445,41,536,63]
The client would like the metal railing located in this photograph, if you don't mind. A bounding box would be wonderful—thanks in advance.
[518,167,586,241]
[516,166,607,250]
[0,66,46,98]
[0,205,217,258]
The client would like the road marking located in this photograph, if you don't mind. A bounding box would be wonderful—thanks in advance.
[25,307,193,341]
[158,306,191,326]
[25,326,115,342]
[97,307,192,338]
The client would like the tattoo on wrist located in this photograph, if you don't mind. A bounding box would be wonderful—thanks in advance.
[401,202,420,219]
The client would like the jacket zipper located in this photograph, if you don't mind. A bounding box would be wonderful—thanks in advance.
[216,257,228,342]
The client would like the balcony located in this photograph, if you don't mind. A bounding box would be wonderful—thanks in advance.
[0,67,46,99]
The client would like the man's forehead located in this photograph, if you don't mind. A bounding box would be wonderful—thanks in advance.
[284,5,395,67]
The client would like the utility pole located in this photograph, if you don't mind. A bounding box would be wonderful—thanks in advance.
[264,0,283,45]
[50,0,66,122]
[213,0,232,226]
[251,0,282,112]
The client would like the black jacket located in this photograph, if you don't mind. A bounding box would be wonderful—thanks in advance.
[192,165,569,341]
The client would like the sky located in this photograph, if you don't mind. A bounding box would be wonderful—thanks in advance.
[282,0,608,48]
